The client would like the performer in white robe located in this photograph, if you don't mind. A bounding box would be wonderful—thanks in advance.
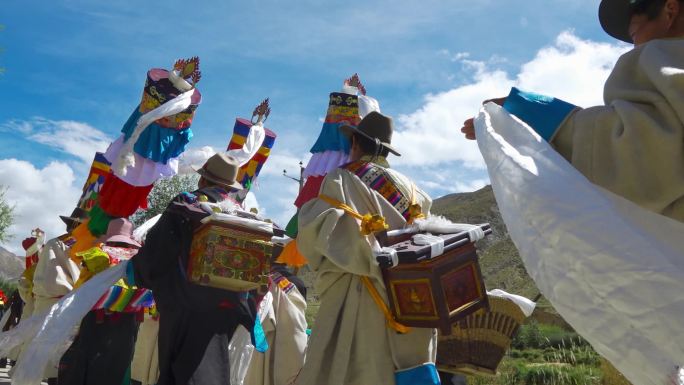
[243,269,308,385]
[297,112,438,385]
[459,1,684,383]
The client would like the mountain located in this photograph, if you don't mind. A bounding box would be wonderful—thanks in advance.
[0,246,24,282]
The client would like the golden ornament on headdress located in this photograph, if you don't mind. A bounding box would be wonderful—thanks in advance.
[344,73,367,95]
[251,98,271,124]
[173,56,202,85]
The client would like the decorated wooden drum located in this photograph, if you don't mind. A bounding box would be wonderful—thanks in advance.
[380,224,491,334]
[188,215,273,292]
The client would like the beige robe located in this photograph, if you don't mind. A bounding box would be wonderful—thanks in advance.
[296,163,437,385]
[552,37,684,221]
[244,284,308,385]
[32,236,80,314]
[15,236,80,378]
[131,314,160,385]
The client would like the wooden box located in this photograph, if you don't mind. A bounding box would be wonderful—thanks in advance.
[188,217,273,292]
[381,224,490,334]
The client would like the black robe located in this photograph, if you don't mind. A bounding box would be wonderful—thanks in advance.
[132,188,258,385]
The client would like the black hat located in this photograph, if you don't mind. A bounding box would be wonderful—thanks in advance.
[59,207,88,228]
[599,0,650,43]
[340,111,401,157]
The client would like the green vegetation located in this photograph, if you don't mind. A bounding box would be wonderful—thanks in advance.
[0,276,17,297]
[467,322,604,385]
[0,186,15,243]
[130,174,199,227]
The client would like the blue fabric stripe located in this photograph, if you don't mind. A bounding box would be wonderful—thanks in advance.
[126,260,136,287]
[121,108,193,164]
[502,87,577,141]
[395,363,440,385]
[309,122,351,153]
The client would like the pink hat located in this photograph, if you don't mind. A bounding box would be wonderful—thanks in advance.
[99,218,141,248]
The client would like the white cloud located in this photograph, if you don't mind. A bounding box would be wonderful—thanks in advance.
[2,118,112,164]
[252,31,630,223]
[177,146,217,175]
[391,30,629,178]
[174,145,307,227]
[0,159,82,254]
[516,31,629,106]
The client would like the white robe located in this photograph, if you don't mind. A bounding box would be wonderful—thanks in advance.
[244,284,308,385]
[32,237,80,314]
[296,164,437,385]
[475,102,684,385]
[552,37,684,221]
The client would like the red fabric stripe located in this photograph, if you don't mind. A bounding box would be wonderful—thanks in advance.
[98,172,153,217]
[294,175,325,208]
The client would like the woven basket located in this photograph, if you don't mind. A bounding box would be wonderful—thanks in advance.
[437,295,527,376]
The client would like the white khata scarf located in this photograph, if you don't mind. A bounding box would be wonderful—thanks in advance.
[475,102,684,385]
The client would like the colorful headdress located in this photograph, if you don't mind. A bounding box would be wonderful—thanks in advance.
[293,74,380,208]
[107,57,203,185]
[68,57,204,253]
[95,57,203,223]
[225,98,277,196]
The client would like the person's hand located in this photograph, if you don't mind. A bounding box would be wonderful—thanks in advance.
[461,118,476,140]
[460,97,507,140]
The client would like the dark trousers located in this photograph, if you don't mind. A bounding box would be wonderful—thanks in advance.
[156,307,239,385]
[58,311,139,385]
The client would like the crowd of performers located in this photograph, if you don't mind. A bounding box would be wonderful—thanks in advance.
[2,0,684,384]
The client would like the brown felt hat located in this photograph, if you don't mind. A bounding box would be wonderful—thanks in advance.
[340,111,401,156]
[599,0,650,43]
[193,153,244,190]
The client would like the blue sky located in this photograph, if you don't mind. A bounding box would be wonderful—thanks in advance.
[0,0,629,252]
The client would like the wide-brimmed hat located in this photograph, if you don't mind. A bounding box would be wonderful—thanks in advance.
[599,0,650,43]
[59,207,88,228]
[98,218,141,248]
[340,111,401,156]
[193,153,244,190]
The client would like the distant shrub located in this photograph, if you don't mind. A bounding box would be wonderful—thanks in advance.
[512,320,545,349]
[0,277,16,297]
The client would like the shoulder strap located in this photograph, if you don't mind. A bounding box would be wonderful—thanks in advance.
[344,161,424,222]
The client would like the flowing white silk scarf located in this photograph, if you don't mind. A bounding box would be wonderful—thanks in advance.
[475,102,684,385]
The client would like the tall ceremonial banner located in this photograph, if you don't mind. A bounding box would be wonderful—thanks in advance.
[69,57,203,261]
[293,74,380,209]
[226,98,277,197]
[276,74,380,268]
[77,152,111,213]
[475,103,684,385]
[284,75,379,235]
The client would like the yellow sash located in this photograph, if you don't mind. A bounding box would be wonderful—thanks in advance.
[319,194,410,334]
